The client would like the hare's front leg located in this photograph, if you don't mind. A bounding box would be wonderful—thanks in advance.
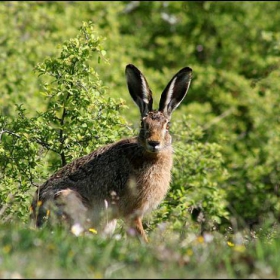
[102,219,117,237]
[131,217,148,243]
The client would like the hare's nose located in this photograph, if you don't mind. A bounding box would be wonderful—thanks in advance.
[147,140,160,148]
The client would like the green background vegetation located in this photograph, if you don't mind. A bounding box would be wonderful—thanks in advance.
[1,1,280,278]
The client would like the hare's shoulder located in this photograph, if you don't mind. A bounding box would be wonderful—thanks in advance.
[48,137,139,181]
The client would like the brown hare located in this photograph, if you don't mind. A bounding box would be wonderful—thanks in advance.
[31,64,192,242]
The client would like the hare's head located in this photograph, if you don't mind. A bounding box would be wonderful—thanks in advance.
[125,64,192,154]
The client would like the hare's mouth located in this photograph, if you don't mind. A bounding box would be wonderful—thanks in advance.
[146,147,160,153]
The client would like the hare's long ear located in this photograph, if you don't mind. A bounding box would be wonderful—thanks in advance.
[159,67,192,118]
[125,64,153,117]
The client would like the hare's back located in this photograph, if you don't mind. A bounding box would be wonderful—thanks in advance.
[39,138,140,200]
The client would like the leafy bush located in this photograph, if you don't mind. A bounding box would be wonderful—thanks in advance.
[0,21,128,222]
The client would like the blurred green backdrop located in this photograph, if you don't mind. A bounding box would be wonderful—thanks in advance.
[0,1,280,233]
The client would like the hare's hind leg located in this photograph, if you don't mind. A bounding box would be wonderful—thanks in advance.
[55,189,88,236]
[30,195,49,228]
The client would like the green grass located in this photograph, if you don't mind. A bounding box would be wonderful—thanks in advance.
[1,221,280,279]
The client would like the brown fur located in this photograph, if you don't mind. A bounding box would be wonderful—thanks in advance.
[30,64,192,242]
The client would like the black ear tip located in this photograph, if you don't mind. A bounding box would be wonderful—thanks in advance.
[175,67,192,80]
[126,64,136,70]
[125,64,142,77]
[180,66,192,74]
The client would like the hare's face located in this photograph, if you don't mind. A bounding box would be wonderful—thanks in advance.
[139,111,171,153]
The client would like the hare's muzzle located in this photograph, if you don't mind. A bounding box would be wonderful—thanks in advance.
[146,140,162,153]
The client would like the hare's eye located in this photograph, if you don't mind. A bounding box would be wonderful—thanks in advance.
[166,122,171,130]
[144,123,150,130]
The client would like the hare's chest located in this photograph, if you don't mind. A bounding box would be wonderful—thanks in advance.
[133,158,173,213]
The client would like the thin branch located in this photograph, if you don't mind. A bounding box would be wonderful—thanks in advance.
[0,128,59,153]
[59,91,71,167]
[203,108,234,131]
[31,136,59,154]
[0,129,20,141]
